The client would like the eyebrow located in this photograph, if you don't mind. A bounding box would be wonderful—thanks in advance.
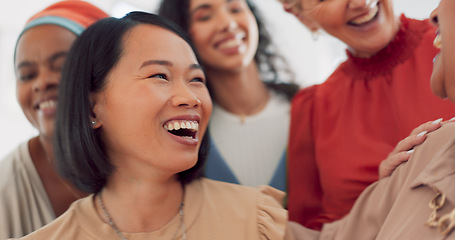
[189,3,211,17]
[16,51,68,70]
[140,60,173,69]
[140,60,202,71]
[190,0,241,16]
[190,63,203,70]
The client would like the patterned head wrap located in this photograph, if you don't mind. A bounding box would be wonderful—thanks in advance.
[21,0,109,36]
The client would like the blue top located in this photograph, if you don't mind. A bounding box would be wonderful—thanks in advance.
[203,137,287,191]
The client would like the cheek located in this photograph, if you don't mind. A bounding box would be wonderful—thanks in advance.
[445,49,455,102]
[198,88,213,131]
[190,26,210,50]
[430,54,446,98]
[246,16,259,48]
[16,82,31,114]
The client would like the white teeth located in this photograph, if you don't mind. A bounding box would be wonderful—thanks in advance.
[38,100,57,110]
[219,39,241,49]
[350,5,378,25]
[164,120,199,132]
[434,34,442,49]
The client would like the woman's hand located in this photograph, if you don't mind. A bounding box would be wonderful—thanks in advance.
[378,118,453,179]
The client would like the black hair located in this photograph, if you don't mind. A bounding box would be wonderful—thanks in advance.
[54,11,209,193]
[158,0,299,100]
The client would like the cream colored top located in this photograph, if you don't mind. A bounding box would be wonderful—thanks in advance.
[0,141,55,240]
[209,91,290,187]
[15,178,291,240]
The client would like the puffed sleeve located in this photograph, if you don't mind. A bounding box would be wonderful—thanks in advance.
[287,85,325,229]
[255,186,321,240]
[256,186,288,239]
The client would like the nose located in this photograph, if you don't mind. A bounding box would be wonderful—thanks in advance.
[33,68,59,93]
[430,7,439,26]
[170,84,201,108]
[217,9,238,32]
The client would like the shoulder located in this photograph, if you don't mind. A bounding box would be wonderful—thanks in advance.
[291,67,349,108]
[199,178,285,204]
[0,141,33,201]
[291,85,319,110]
[413,122,455,159]
[15,198,88,240]
[0,141,30,178]
[390,122,455,185]
[197,179,288,238]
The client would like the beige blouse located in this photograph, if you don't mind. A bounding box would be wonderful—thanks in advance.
[290,122,455,240]
[15,178,291,240]
[288,123,455,240]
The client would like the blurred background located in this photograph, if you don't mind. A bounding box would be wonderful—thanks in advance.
[0,0,438,160]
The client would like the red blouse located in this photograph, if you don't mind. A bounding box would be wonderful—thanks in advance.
[287,15,455,230]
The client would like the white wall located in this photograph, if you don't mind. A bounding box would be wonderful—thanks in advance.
[0,0,439,160]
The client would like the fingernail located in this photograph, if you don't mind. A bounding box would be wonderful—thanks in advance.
[417,131,428,137]
[407,149,415,154]
[432,118,443,125]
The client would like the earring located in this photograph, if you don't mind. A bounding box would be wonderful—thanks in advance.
[311,30,320,41]
[91,120,97,126]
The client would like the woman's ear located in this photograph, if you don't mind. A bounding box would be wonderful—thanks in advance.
[89,93,102,129]
[298,13,321,33]
[283,3,321,32]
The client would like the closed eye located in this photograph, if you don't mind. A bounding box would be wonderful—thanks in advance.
[230,6,243,14]
[19,73,37,82]
[148,73,168,80]
[191,77,205,84]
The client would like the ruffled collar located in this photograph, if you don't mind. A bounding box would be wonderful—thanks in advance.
[342,14,431,80]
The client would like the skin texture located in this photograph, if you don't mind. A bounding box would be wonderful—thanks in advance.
[92,24,212,232]
[281,0,400,58]
[278,0,448,178]
[14,24,86,216]
[188,0,258,72]
[15,25,76,142]
[430,0,455,103]
[186,0,269,117]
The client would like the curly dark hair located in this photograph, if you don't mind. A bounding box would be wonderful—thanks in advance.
[157,0,299,100]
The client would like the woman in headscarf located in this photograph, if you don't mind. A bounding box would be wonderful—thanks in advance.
[0,1,108,238]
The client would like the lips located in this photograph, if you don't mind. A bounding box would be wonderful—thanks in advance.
[433,33,442,49]
[164,120,199,139]
[348,1,379,26]
[38,99,57,110]
[215,32,246,51]
[34,97,58,113]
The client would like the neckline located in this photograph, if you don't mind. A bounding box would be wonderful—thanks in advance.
[342,14,431,80]
[211,91,288,124]
[76,180,203,238]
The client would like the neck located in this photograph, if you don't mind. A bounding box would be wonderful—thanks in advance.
[98,172,184,233]
[206,62,270,116]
